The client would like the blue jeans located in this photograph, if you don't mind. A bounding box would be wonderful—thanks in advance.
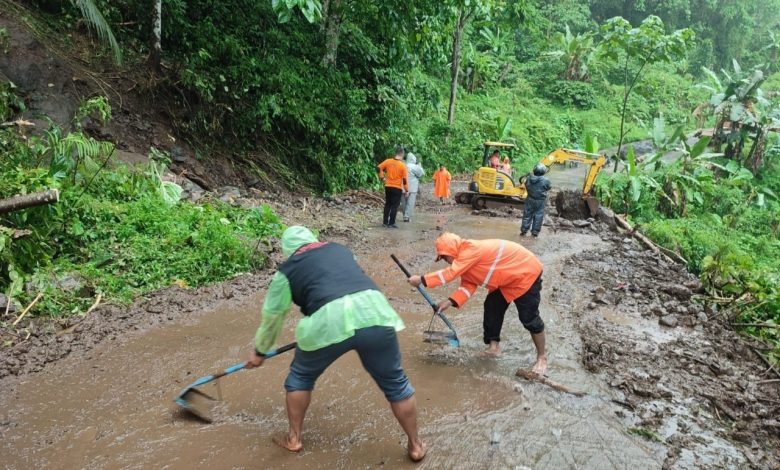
[284,326,414,402]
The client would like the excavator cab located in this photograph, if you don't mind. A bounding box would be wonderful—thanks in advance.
[455,145,606,210]
[459,142,522,201]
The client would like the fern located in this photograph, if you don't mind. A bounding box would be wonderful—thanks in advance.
[72,0,122,64]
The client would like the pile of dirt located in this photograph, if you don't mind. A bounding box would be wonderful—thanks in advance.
[558,235,780,467]
[0,272,271,379]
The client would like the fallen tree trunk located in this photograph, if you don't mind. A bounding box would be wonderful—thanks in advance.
[0,189,60,214]
[615,215,682,265]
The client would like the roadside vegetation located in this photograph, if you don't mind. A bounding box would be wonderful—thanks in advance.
[0,96,282,319]
[1,1,779,358]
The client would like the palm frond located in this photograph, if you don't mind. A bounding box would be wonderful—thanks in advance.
[72,0,122,64]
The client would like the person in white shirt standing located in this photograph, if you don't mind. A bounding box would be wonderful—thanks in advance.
[402,152,425,222]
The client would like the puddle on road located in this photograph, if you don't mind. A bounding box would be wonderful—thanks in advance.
[0,207,663,469]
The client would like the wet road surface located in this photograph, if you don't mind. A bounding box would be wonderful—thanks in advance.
[0,196,664,469]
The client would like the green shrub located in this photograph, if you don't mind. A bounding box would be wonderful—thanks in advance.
[1,119,283,317]
[542,80,596,108]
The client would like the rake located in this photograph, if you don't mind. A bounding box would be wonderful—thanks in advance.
[175,342,296,422]
[390,254,460,347]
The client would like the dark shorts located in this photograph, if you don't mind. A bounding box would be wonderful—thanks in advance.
[482,274,544,344]
[284,325,414,402]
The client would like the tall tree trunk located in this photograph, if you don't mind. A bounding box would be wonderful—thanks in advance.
[321,0,342,68]
[148,0,162,72]
[614,57,649,171]
[747,128,766,174]
[447,8,467,126]
[320,0,330,32]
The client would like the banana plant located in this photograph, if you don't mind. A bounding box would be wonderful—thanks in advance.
[583,132,599,154]
[495,116,512,142]
[544,25,596,81]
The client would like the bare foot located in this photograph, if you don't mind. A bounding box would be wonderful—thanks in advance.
[479,347,502,358]
[272,434,303,453]
[408,439,427,462]
[531,355,548,375]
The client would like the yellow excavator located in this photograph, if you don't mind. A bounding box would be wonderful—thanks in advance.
[454,143,607,210]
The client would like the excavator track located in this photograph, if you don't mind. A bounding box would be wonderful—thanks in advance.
[470,195,525,210]
[454,191,475,205]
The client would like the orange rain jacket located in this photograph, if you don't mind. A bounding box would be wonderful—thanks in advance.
[432,168,451,198]
[378,158,409,191]
[422,233,543,308]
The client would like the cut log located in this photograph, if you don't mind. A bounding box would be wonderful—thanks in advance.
[615,215,679,265]
[0,189,60,214]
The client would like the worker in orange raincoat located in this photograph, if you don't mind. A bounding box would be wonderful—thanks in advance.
[407,232,547,374]
[432,165,451,205]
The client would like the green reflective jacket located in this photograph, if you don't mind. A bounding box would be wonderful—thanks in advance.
[254,271,405,353]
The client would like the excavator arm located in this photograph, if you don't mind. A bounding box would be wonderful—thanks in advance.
[539,148,606,195]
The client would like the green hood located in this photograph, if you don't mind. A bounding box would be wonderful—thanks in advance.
[281,226,318,257]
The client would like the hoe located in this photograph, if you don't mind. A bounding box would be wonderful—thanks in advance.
[175,342,296,422]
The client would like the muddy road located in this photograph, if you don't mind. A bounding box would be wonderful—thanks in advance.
[1,190,778,469]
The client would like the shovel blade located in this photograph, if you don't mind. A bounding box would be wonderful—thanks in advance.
[176,388,216,422]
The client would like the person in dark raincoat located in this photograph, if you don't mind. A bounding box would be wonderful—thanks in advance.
[520,164,551,237]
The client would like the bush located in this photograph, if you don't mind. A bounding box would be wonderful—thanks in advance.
[542,80,596,108]
[1,121,283,317]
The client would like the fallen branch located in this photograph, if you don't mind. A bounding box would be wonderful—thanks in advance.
[614,215,678,265]
[12,292,43,326]
[56,293,102,337]
[749,345,780,381]
[515,368,586,397]
[0,189,60,214]
[1,119,35,128]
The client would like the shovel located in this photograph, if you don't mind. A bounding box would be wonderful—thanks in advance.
[390,254,460,347]
[175,342,296,422]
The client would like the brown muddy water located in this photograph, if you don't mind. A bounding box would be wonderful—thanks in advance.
[0,207,663,469]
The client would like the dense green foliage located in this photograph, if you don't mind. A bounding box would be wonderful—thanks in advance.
[8,0,780,357]
[596,116,780,358]
[0,100,282,317]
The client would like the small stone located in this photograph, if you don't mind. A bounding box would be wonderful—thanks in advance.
[573,220,592,228]
[588,302,598,309]
[659,314,678,328]
[558,219,574,228]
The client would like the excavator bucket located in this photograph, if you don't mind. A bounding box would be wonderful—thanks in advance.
[585,196,600,217]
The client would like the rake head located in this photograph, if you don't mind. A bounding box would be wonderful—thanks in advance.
[423,330,460,347]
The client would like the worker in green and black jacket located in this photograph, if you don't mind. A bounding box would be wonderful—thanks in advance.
[247,226,426,462]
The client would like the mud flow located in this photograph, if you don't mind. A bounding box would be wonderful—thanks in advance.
[1,179,777,469]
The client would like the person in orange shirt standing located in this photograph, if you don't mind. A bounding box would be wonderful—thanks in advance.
[406,232,547,375]
[377,146,409,228]
[432,164,451,205]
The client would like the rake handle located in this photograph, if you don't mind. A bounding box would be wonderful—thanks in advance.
[391,254,459,344]
[390,254,438,312]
